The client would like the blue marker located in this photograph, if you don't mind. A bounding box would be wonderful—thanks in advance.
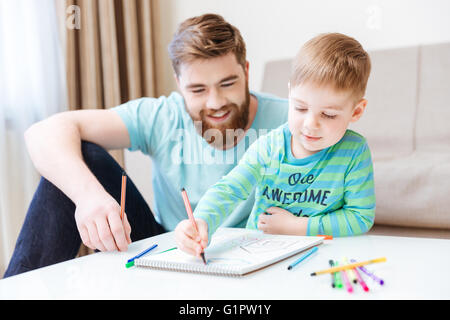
[127,244,158,263]
[287,246,318,270]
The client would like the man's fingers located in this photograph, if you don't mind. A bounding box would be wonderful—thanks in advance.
[96,218,118,251]
[79,225,94,250]
[87,222,107,251]
[108,212,129,251]
[122,213,132,244]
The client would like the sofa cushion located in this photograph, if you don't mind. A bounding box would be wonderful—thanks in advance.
[349,46,419,161]
[373,151,450,229]
[416,42,450,152]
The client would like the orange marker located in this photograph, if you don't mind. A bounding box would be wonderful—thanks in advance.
[310,257,387,276]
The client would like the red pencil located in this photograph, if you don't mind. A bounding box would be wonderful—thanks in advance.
[181,188,206,264]
[120,171,127,220]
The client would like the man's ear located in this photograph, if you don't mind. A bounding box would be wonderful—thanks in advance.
[244,61,249,81]
[350,99,367,122]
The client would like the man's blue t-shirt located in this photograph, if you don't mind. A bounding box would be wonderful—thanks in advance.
[113,91,288,231]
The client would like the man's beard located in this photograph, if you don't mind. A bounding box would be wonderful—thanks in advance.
[187,85,251,149]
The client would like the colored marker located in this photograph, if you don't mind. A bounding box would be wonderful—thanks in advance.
[334,261,343,288]
[340,262,353,293]
[354,267,369,292]
[350,259,385,285]
[127,244,158,263]
[329,260,336,288]
[157,247,177,254]
[310,257,387,276]
[344,257,358,284]
[287,247,318,270]
[126,245,173,268]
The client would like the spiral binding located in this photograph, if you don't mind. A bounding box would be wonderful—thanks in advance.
[134,259,242,277]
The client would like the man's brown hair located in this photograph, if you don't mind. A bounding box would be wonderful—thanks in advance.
[168,13,247,76]
[290,33,371,101]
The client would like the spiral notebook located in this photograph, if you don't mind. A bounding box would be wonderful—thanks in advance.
[134,227,323,276]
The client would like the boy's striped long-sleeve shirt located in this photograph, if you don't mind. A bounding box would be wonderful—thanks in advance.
[194,123,375,239]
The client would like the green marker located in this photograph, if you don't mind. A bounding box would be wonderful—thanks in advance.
[157,247,177,254]
[334,261,343,288]
[125,247,177,268]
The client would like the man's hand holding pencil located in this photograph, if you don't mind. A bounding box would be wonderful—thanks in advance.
[74,189,132,252]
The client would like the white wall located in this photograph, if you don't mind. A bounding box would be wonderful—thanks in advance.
[152,0,450,96]
[124,150,154,209]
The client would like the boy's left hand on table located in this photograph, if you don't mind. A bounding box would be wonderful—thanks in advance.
[257,207,308,235]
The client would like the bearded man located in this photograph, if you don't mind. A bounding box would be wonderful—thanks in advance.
[4,13,288,277]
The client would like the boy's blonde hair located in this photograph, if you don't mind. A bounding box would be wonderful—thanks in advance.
[290,33,371,101]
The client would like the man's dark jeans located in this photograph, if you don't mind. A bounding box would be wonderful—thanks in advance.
[3,141,166,278]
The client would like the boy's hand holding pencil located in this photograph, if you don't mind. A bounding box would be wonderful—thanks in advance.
[175,218,208,258]
[176,188,208,263]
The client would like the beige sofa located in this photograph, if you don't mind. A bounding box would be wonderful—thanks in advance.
[261,42,450,239]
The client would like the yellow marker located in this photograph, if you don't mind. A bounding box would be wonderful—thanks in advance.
[343,257,358,284]
[310,257,386,276]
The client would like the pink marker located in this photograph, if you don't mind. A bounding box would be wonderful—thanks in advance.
[353,267,369,292]
[340,268,353,293]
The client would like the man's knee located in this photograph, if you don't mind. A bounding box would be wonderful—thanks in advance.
[81,141,109,162]
[80,141,120,172]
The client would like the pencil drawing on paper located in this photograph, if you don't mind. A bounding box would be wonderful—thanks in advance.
[205,232,299,266]
[236,237,298,254]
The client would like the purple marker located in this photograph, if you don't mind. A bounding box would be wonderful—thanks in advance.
[350,259,384,285]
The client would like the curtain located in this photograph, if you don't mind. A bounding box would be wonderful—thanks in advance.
[62,0,157,256]
[0,0,67,275]
[64,0,156,167]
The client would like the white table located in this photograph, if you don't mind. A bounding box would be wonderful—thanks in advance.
[1,231,449,299]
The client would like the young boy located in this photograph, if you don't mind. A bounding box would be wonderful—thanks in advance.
[175,33,375,257]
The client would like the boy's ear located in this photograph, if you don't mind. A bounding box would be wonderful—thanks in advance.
[350,99,367,122]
